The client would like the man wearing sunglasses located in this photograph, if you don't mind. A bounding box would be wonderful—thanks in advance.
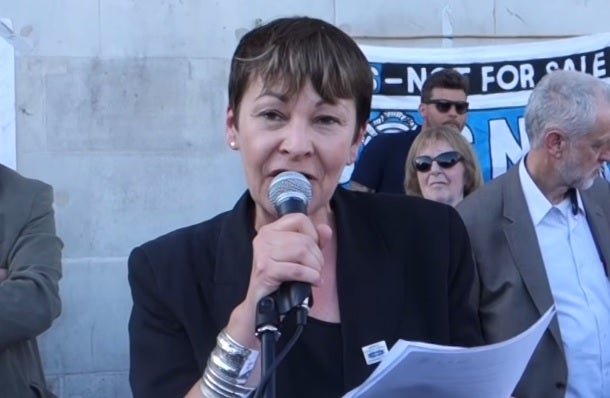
[349,68,469,194]
[458,70,610,398]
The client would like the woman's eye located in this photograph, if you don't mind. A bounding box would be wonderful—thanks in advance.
[260,111,284,121]
[316,115,340,125]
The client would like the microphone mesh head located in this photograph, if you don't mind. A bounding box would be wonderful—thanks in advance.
[268,171,313,209]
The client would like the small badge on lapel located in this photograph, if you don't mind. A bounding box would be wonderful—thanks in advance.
[361,340,388,365]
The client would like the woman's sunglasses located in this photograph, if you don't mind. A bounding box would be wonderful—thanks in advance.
[414,151,464,172]
[425,99,469,115]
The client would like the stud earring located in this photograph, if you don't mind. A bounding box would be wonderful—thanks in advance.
[229,141,236,149]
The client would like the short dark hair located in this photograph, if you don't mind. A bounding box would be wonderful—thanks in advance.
[420,69,469,102]
[228,17,373,138]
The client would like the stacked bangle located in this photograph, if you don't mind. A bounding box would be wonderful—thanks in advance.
[200,329,259,397]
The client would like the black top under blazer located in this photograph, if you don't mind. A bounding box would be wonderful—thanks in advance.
[128,187,483,397]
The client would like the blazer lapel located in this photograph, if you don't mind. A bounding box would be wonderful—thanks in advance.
[0,184,7,263]
[501,165,563,349]
[0,214,4,252]
[333,189,404,391]
[204,192,255,330]
[581,182,610,277]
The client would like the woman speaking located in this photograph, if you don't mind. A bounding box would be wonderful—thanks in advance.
[127,16,483,398]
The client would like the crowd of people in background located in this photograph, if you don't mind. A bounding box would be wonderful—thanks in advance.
[350,66,610,397]
[349,68,470,194]
[2,15,610,398]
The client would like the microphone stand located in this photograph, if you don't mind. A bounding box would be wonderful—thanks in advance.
[255,282,312,398]
[255,295,280,398]
[256,172,313,397]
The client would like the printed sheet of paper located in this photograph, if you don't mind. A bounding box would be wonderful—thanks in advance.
[344,306,555,398]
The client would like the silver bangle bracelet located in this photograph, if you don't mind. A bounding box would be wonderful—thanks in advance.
[200,376,226,398]
[212,329,259,384]
[199,328,259,397]
[201,366,254,397]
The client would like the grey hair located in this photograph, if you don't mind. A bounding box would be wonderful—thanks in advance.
[524,70,610,149]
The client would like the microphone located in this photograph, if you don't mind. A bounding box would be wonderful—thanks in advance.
[267,171,313,315]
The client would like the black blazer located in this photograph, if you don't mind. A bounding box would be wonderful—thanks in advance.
[128,187,483,398]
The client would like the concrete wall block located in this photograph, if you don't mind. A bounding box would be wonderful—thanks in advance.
[15,57,71,155]
[15,57,46,154]
[61,372,130,398]
[100,0,335,57]
[336,0,495,38]
[1,0,101,57]
[38,259,132,375]
[186,58,230,145]
[43,57,229,153]
[17,152,246,258]
[494,0,610,36]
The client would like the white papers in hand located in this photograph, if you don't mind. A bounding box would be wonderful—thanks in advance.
[343,306,556,398]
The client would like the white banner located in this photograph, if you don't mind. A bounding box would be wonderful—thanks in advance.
[342,34,610,184]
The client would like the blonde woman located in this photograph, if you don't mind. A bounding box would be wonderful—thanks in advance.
[405,125,483,206]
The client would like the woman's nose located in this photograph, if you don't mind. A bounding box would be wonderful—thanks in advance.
[279,120,313,156]
[429,160,443,173]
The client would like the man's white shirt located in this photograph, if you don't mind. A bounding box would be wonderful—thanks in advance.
[519,159,610,398]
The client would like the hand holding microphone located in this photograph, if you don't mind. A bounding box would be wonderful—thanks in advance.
[268,171,319,314]
[245,171,332,315]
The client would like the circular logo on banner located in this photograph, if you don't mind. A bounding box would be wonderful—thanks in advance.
[363,110,419,145]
